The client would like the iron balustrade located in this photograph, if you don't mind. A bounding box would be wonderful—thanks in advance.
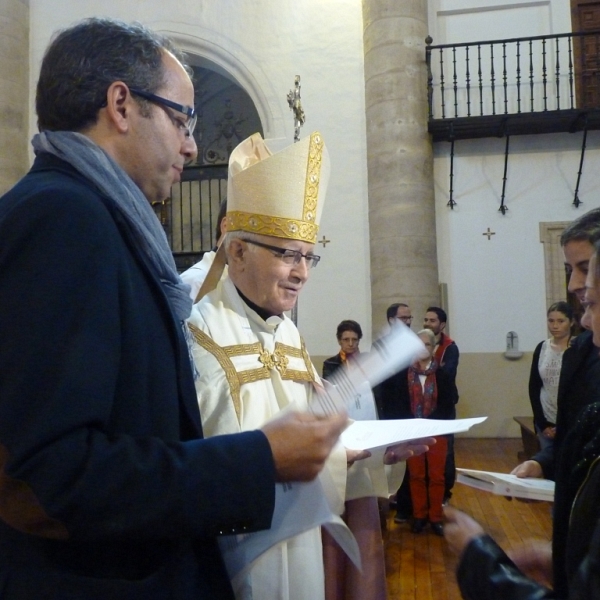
[426,32,600,209]
[161,164,227,271]
[426,31,600,141]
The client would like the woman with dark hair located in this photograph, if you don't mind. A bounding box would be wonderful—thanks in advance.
[322,319,387,600]
[529,301,574,451]
[322,319,363,379]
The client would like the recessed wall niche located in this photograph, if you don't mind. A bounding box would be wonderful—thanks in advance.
[190,65,263,167]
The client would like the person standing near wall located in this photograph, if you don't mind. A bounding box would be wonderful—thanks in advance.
[511,209,600,597]
[529,301,574,451]
[322,320,363,380]
[386,302,414,329]
[378,329,456,535]
[377,303,414,523]
[424,306,459,502]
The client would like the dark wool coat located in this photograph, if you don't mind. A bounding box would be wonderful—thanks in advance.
[0,153,275,599]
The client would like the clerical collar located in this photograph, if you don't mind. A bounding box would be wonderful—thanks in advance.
[235,287,282,321]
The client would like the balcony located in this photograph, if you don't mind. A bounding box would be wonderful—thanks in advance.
[426,31,600,142]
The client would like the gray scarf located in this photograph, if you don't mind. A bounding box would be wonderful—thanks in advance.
[32,131,193,322]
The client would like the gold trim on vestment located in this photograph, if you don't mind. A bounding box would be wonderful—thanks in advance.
[188,323,244,421]
[189,324,318,421]
[226,211,319,243]
[299,338,318,382]
[237,367,271,384]
[283,369,315,382]
[276,343,303,358]
[224,342,263,357]
[258,347,290,376]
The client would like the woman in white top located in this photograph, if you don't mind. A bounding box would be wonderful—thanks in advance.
[528,301,575,451]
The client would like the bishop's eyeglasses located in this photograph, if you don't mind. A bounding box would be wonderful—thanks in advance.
[241,238,321,269]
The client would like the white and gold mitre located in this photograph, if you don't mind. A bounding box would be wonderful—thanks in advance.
[226,131,330,244]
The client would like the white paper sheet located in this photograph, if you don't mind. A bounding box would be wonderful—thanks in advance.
[218,476,361,580]
[340,417,487,451]
[312,322,426,417]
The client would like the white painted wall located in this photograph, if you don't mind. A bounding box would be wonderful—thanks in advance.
[435,133,600,353]
[428,0,571,44]
[28,0,372,356]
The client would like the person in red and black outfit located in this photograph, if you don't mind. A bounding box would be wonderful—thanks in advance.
[376,329,457,535]
[424,307,459,502]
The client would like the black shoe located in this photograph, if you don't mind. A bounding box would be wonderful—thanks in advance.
[394,511,409,524]
[430,522,444,536]
[411,518,427,533]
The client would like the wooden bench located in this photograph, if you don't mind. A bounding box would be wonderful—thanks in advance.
[513,416,541,461]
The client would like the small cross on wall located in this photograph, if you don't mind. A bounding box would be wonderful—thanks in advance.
[319,235,331,248]
[482,228,496,240]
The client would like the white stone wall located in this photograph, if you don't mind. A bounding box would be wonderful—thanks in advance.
[0,0,29,194]
[435,134,600,354]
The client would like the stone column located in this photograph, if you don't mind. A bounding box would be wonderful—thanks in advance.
[0,0,29,195]
[362,0,439,332]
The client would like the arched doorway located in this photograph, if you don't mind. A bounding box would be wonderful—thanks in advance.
[159,60,264,270]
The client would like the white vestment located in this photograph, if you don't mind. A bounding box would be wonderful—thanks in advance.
[188,277,347,600]
[180,250,221,301]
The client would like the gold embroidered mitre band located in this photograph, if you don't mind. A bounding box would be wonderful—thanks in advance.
[226,131,330,244]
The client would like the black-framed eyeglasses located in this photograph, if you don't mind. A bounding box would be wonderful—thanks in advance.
[396,316,413,322]
[129,88,197,138]
[242,238,321,269]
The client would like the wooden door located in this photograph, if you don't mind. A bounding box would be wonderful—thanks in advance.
[572,1,600,108]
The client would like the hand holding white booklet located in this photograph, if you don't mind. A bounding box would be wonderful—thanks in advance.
[456,468,555,501]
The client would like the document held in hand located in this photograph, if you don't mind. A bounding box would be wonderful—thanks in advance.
[456,468,555,501]
[341,417,487,451]
[218,476,361,580]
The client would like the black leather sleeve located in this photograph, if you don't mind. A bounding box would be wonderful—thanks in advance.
[457,535,555,600]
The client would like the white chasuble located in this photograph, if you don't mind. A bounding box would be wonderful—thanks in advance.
[188,277,347,600]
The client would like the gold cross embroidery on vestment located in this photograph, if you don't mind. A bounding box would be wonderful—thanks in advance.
[258,348,290,376]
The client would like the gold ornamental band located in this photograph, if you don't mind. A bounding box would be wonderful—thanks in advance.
[226,211,319,243]
[302,131,323,224]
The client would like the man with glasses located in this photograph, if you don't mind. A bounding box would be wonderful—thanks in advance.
[387,302,414,328]
[0,19,348,599]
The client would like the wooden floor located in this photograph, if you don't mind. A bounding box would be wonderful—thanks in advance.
[383,438,553,599]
